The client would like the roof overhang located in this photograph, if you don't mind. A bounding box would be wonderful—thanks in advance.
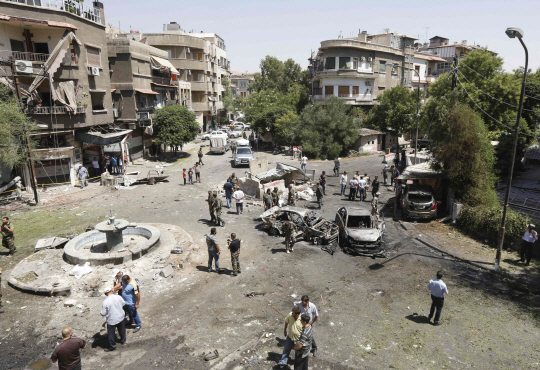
[0,14,78,30]
[76,130,132,146]
[135,89,159,95]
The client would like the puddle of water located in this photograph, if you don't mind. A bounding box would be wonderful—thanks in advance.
[28,358,52,370]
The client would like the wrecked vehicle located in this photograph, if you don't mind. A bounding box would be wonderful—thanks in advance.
[335,207,386,257]
[402,184,437,221]
[260,206,338,245]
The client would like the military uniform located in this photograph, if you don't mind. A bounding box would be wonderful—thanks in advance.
[228,175,239,187]
[1,222,15,254]
[371,195,380,221]
[198,149,204,165]
[272,188,280,207]
[214,195,225,226]
[287,188,296,206]
[206,192,216,223]
[0,267,3,312]
[283,222,297,253]
[263,192,273,210]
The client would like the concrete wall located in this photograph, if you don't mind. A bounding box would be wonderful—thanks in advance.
[355,134,380,152]
[249,156,268,176]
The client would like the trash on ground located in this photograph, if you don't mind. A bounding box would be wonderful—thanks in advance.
[69,262,93,279]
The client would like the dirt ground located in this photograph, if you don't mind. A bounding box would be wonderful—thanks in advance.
[1,140,539,370]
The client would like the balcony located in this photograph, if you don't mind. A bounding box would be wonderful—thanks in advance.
[171,59,206,71]
[0,50,49,62]
[190,81,207,91]
[315,68,373,78]
[8,0,102,24]
[26,106,86,114]
[312,94,374,104]
[191,102,209,112]
[152,76,176,86]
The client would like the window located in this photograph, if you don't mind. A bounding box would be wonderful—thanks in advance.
[324,85,334,96]
[198,74,204,82]
[353,58,358,70]
[339,57,351,69]
[414,65,420,75]
[352,86,359,95]
[86,46,101,67]
[33,42,49,54]
[427,67,432,76]
[324,57,335,70]
[90,91,105,110]
[10,39,25,52]
[197,53,203,61]
[338,86,349,97]
[379,61,386,73]
[138,94,148,108]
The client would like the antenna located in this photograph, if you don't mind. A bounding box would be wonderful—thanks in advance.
[424,27,429,43]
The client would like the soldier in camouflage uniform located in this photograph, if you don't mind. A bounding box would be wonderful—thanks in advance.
[227,233,241,276]
[287,184,296,206]
[205,191,216,223]
[0,268,4,313]
[213,192,225,226]
[263,188,273,210]
[371,192,380,221]
[272,187,280,207]
[283,221,297,254]
[227,173,239,188]
[1,217,15,255]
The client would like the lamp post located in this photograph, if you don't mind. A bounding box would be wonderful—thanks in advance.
[495,27,528,269]
[413,69,421,165]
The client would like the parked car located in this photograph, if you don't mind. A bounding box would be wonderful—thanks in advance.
[230,126,244,138]
[232,146,254,167]
[335,207,385,257]
[209,137,230,154]
[260,206,338,245]
[243,123,251,130]
[202,130,226,140]
[401,184,437,220]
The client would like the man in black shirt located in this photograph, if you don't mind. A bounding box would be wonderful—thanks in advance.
[51,327,86,370]
[227,233,241,276]
[371,176,380,201]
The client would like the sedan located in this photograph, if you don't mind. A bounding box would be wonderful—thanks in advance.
[335,206,385,257]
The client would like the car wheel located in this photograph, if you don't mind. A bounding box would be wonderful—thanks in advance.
[269,227,280,236]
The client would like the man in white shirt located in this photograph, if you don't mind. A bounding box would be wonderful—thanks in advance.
[100,287,126,351]
[301,156,308,172]
[91,157,100,178]
[521,224,538,266]
[427,271,449,325]
[294,295,319,357]
[233,186,244,215]
[340,171,348,196]
[349,177,358,201]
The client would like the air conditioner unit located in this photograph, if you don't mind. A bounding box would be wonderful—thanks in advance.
[139,112,150,120]
[15,60,32,74]
[113,108,118,118]
[367,57,373,62]
[89,66,100,76]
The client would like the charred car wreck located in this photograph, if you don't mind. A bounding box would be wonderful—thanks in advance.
[335,207,386,257]
[260,206,338,246]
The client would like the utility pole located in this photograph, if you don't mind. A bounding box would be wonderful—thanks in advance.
[10,60,40,205]
[451,54,458,90]
[414,70,421,165]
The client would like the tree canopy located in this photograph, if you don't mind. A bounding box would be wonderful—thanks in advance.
[152,105,199,149]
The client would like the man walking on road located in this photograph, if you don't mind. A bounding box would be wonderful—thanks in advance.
[227,233,241,276]
[50,327,86,370]
[278,306,302,366]
[206,190,216,223]
[263,188,273,210]
[77,165,88,189]
[293,314,314,370]
[294,295,319,357]
[288,184,296,206]
[283,221,297,253]
[520,224,537,266]
[233,186,244,215]
[206,228,220,273]
[272,186,280,207]
[340,171,348,196]
[213,192,225,226]
[227,173,238,187]
[121,274,141,333]
[371,176,380,201]
[198,147,204,165]
[427,271,449,325]
[100,287,126,352]
[1,217,16,255]
[315,183,324,209]
[301,155,308,172]
[382,165,389,185]
[223,180,234,208]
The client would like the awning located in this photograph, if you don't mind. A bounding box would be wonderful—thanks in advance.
[76,130,132,146]
[0,14,78,30]
[151,82,177,88]
[150,56,180,75]
[135,89,159,95]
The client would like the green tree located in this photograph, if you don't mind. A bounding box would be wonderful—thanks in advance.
[152,105,199,151]
[429,103,498,206]
[0,85,37,168]
[274,111,299,146]
[221,77,234,114]
[298,96,362,159]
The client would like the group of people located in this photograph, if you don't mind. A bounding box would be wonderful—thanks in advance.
[183,162,201,185]
[77,155,125,189]
[205,228,242,276]
[340,171,380,202]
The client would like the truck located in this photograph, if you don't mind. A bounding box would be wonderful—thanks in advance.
[209,136,230,154]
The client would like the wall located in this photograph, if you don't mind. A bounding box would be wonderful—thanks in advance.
[249,156,268,176]
[355,135,379,152]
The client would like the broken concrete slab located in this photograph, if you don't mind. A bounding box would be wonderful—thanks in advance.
[160,264,174,278]
[34,237,69,252]
[64,299,76,307]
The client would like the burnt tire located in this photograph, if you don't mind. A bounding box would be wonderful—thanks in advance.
[269,227,280,236]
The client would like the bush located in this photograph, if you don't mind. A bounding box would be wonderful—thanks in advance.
[459,205,530,246]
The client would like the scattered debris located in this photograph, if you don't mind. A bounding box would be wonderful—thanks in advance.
[69,262,93,279]
[203,350,219,361]
[271,305,286,318]
[35,237,69,252]
[160,265,174,278]
[64,299,77,307]
[245,291,266,298]
[171,245,184,254]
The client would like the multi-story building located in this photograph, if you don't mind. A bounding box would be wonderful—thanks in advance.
[142,22,230,131]
[410,52,446,97]
[308,30,416,107]
[0,0,119,185]
[107,36,190,160]
[230,72,254,99]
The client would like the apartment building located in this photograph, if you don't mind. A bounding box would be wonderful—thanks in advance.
[107,36,190,160]
[230,72,254,99]
[142,22,230,131]
[308,30,416,107]
[410,52,446,97]
[0,0,120,185]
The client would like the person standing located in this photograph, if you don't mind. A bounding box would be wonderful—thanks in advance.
[50,327,86,370]
[382,165,389,185]
[206,228,220,273]
[106,155,112,174]
[100,287,126,352]
[315,183,323,209]
[121,274,141,333]
[188,168,194,184]
[198,147,204,165]
[278,306,302,366]
[205,190,216,223]
[340,171,348,196]
[283,221,297,253]
[101,156,108,174]
[117,155,124,175]
[1,217,15,255]
[333,157,340,177]
[301,156,308,172]
[427,271,449,325]
[272,187,280,207]
[293,314,313,370]
[263,188,273,210]
[223,179,234,208]
[357,176,366,201]
[287,184,296,206]
[371,176,380,201]
[520,224,538,266]
[77,165,88,189]
[227,173,239,187]
[110,155,117,175]
[319,171,326,196]
[294,296,318,357]
[0,268,4,313]
[213,192,225,226]
[371,192,380,221]
[195,162,201,183]
[233,186,244,215]
[227,233,241,276]
[91,157,100,178]
[183,168,187,185]
[390,165,397,186]
[349,176,358,201]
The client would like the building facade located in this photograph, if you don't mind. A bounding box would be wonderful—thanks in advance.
[142,22,230,131]
[410,53,446,97]
[308,30,416,107]
[230,72,254,99]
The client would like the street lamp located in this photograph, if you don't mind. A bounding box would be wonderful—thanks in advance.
[413,69,421,165]
[495,27,528,269]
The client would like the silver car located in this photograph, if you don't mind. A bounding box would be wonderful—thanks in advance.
[335,206,385,257]
[232,146,253,167]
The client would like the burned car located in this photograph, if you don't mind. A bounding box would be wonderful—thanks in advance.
[260,206,338,245]
[335,207,386,257]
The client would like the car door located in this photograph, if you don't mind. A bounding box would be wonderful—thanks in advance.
[335,207,347,234]
[289,212,306,238]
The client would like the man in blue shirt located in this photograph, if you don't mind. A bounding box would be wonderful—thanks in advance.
[77,165,88,189]
[223,179,234,208]
[427,270,449,325]
[121,275,141,333]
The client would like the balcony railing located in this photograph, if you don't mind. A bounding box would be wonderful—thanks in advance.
[152,76,173,86]
[312,94,374,102]
[7,0,102,24]
[27,106,86,114]
[0,50,49,62]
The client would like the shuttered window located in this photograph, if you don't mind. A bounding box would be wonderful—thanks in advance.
[86,46,101,67]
